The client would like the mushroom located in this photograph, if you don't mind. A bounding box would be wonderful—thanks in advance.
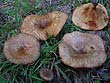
[3,33,40,65]
[58,31,106,68]
[72,2,109,30]
[39,68,54,81]
[20,11,68,40]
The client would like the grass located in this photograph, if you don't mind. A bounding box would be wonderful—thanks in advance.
[0,0,110,83]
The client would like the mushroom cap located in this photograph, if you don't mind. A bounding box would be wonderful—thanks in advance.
[39,68,54,81]
[20,11,68,40]
[72,3,108,30]
[3,33,40,65]
[58,31,106,68]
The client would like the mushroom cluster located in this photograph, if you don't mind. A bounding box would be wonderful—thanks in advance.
[3,1,109,82]
[3,11,67,64]
[58,1,108,68]
[3,0,109,70]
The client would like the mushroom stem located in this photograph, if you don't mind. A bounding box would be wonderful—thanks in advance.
[91,0,98,9]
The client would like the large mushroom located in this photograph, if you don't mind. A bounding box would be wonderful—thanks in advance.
[3,33,40,65]
[58,31,106,68]
[20,11,68,40]
[72,2,109,30]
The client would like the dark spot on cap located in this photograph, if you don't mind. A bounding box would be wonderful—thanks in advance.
[39,18,51,29]
[104,17,109,22]
[17,46,28,56]
[85,21,97,27]
[40,19,50,28]
[90,46,94,49]
[102,11,105,14]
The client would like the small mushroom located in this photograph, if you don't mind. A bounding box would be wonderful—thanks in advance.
[72,3,109,30]
[20,11,68,40]
[58,31,106,68]
[39,68,54,81]
[3,33,40,65]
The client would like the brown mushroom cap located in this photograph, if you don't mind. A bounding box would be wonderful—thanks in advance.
[3,33,40,64]
[72,3,108,30]
[39,68,54,81]
[20,11,68,40]
[58,31,106,68]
